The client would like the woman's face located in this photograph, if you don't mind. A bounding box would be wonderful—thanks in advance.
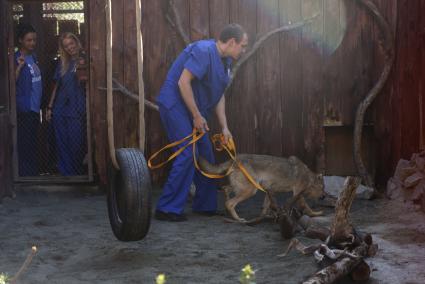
[62,37,80,57]
[19,32,37,52]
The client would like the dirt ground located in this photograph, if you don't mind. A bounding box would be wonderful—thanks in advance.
[1,185,424,284]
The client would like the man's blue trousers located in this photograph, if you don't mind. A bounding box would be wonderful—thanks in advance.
[156,105,217,214]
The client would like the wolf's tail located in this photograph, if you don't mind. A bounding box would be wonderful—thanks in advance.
[197,156,233,175]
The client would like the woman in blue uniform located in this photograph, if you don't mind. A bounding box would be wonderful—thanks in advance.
[15,23,42,176]
[46,32,87,176]
[155,24,248,222]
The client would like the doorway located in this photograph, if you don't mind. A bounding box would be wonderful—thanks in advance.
[8,0,93,183]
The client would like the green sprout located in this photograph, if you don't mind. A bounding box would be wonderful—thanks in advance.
[156,274,166,284]
[239,264,256,284]
[0,273,10,284]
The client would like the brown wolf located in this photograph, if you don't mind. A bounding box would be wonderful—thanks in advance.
[198,154,325,222]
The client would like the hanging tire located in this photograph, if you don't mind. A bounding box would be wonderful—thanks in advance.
[107,148,152,241]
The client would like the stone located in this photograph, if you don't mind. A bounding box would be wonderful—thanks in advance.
[387,177,403,200]
[403,172,424,188]
[394,159,415,182]
[413,155,425,171]
[324,176,374,200]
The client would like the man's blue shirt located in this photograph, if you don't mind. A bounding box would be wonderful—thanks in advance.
[15,51,42,113]
[156,39,232,118]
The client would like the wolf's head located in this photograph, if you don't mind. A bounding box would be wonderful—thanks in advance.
[289,156,326,200]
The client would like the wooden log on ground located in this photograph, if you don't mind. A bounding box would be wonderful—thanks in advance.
[350,259,371,281]
[280,176,375,282]
[279,211,297,239]
[278,196,304,239]
[302,243,370,284]
[305,227,331,242]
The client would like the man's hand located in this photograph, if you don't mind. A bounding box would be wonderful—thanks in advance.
[222,127,232,145]
[193,114,209,133]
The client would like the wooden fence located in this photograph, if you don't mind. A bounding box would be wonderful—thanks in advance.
[2,0,424,197]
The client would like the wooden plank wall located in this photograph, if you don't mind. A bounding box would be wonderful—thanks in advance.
[373,0,425,186]
[0,0,8,111]
[89,0,108,185]
[141,0,399,186]
[88,0,145,186]
[0,0,13,198]
[1,0,423,189]
[0,114,12,198]
[30,0,414,188]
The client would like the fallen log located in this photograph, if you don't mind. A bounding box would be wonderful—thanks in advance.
[302,243,369,284]
[305,227,331,242]
[280,177,375,283]
[350,259,371,281]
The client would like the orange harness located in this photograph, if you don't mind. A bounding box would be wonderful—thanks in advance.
[147,129,266,192]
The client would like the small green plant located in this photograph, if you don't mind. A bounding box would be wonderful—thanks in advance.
[0,273,10,284]
[239,264,256,284]
[156,274,166,284]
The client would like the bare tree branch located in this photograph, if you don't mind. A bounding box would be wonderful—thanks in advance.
[98,79,159,112]
[164,0,190,46]
[353,0,395,190]
[224,14,319,95]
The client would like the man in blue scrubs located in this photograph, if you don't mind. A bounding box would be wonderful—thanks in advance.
[155,24,248,222]
[15,23,42,176]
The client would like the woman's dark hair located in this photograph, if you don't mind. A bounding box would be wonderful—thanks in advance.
[16,23,36,40]
[219,23,246,43]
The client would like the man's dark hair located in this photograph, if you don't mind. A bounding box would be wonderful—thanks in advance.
[219,23,246,43]
[16,22,36,40]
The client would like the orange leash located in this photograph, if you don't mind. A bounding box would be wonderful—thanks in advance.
[148,129,266,192]
[147,129,204,170]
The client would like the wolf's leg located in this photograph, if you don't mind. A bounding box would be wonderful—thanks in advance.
[297,196,323,217]
[222,185,231,202]
[261,195,271,216]
[225,187,257,222]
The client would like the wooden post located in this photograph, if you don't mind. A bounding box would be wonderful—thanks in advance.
[135,0,145,152]
[419,83,424,150]
[0,0,13,198]
[106,0,119,169]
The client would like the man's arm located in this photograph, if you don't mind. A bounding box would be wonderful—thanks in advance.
[178,69,209,132]
[15,55,25,81]
[215,95,232,144]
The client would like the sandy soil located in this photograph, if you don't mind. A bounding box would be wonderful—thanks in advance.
[0,187,424,284]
